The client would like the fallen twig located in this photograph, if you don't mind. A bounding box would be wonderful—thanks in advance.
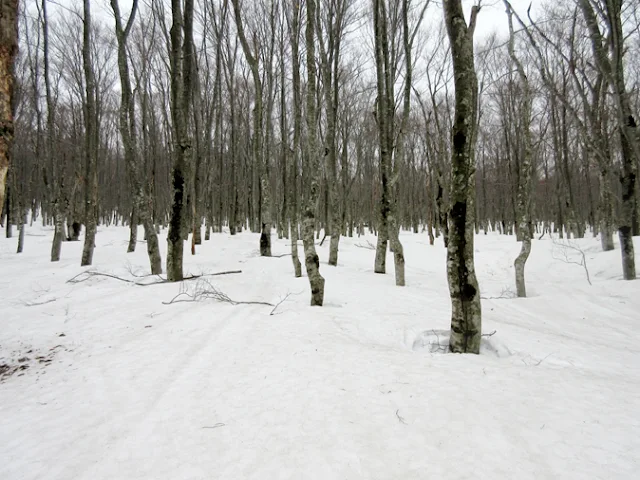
[202,423,225,429]
[481,287,516,300]
[163,278,274,307]
[24,298,57,307]
[521,352,554,367]
[270,292,293,315]
[396,409,407,425]
[355,240,376,250]
[67,270,242,287]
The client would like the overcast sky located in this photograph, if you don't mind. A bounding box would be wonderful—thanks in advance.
[458,0,539,40]
[71,0,541,38]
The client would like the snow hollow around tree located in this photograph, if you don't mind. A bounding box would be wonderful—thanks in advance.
[1,225,638,479]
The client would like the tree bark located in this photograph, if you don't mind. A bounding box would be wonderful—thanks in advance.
[443,0,482,353]
[81,0,99,267]
[111,0,162,274]
[579,0,637,280]
[231,0,271,257]
[505,0,533,298]
[167,0,195,281]
[286,1,303,278]
[303,0,325,305]
[0,0,18,232]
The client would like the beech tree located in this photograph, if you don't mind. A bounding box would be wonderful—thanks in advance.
[443,0,482,354]
[110,0,162,274]
[6,0,639,291]
[0,0,19,227]
[166,0,195,281]
[303,0,326,306]
[578,0,637,280]
[231,0,272,257]
[504,0,534,297]
[80,0,98,266]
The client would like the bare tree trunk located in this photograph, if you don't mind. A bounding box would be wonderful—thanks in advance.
[127,205,138,252]
[232,0,271,257]
[303,0,325,305]
[81,0,99,267]
[286,1,303,278]
[167,0,195,281]
[580,0,637,280]
[444,0,482,354]
[316,1,347,267]
[599,167,615,251]
[505,1,534,298]
[372,0,391,276]
[0,0,18,226]
[38,0,64,261]
[111,0,162,274]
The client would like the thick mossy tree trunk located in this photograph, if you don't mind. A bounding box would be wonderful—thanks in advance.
[81,0,99,267]
[372,0,391,276]
[303,0,325,305]
[167,0,195,281]
[444,0,482,354]
[0,0,18,214]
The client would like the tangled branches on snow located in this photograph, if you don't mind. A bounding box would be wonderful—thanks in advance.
[354,240,376,250]
[67,269,241,287]
[163,279,274,307]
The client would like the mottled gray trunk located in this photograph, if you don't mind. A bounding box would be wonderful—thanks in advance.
[374,225,388,273]
[316,4,344,267]
[389,216,405,286]
[372,0,391,276]
[167,0,195,281]
[139,193,162,274]
[0,0,18,214]
[260,176,272,256]
[444,0,482,354]
[50,202,64,261]
[127,205,137,253]
[42,0,64,262]
[580,0,637,280]
[232,0,270,257]
[514,238,531,297]
[505,1,534,298]
[111,0,162,274]
[599,169,614,251]
[287,3,303,278]
[16,211,25,253]
[81,0,98,267]
[303,0,325,305]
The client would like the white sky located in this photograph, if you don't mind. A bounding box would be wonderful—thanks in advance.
[62,0,541,40]
[468,0,539,39]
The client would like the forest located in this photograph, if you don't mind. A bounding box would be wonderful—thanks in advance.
[2,0,639,353]
[1,1,640,478]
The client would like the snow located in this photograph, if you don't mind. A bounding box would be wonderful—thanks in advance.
[1,225,639,480]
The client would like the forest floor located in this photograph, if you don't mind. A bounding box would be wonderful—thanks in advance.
[1,224,639,479]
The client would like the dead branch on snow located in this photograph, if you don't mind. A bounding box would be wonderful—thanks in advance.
[163,279,274,307]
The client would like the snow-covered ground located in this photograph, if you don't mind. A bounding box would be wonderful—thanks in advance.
[1,224,638,480]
